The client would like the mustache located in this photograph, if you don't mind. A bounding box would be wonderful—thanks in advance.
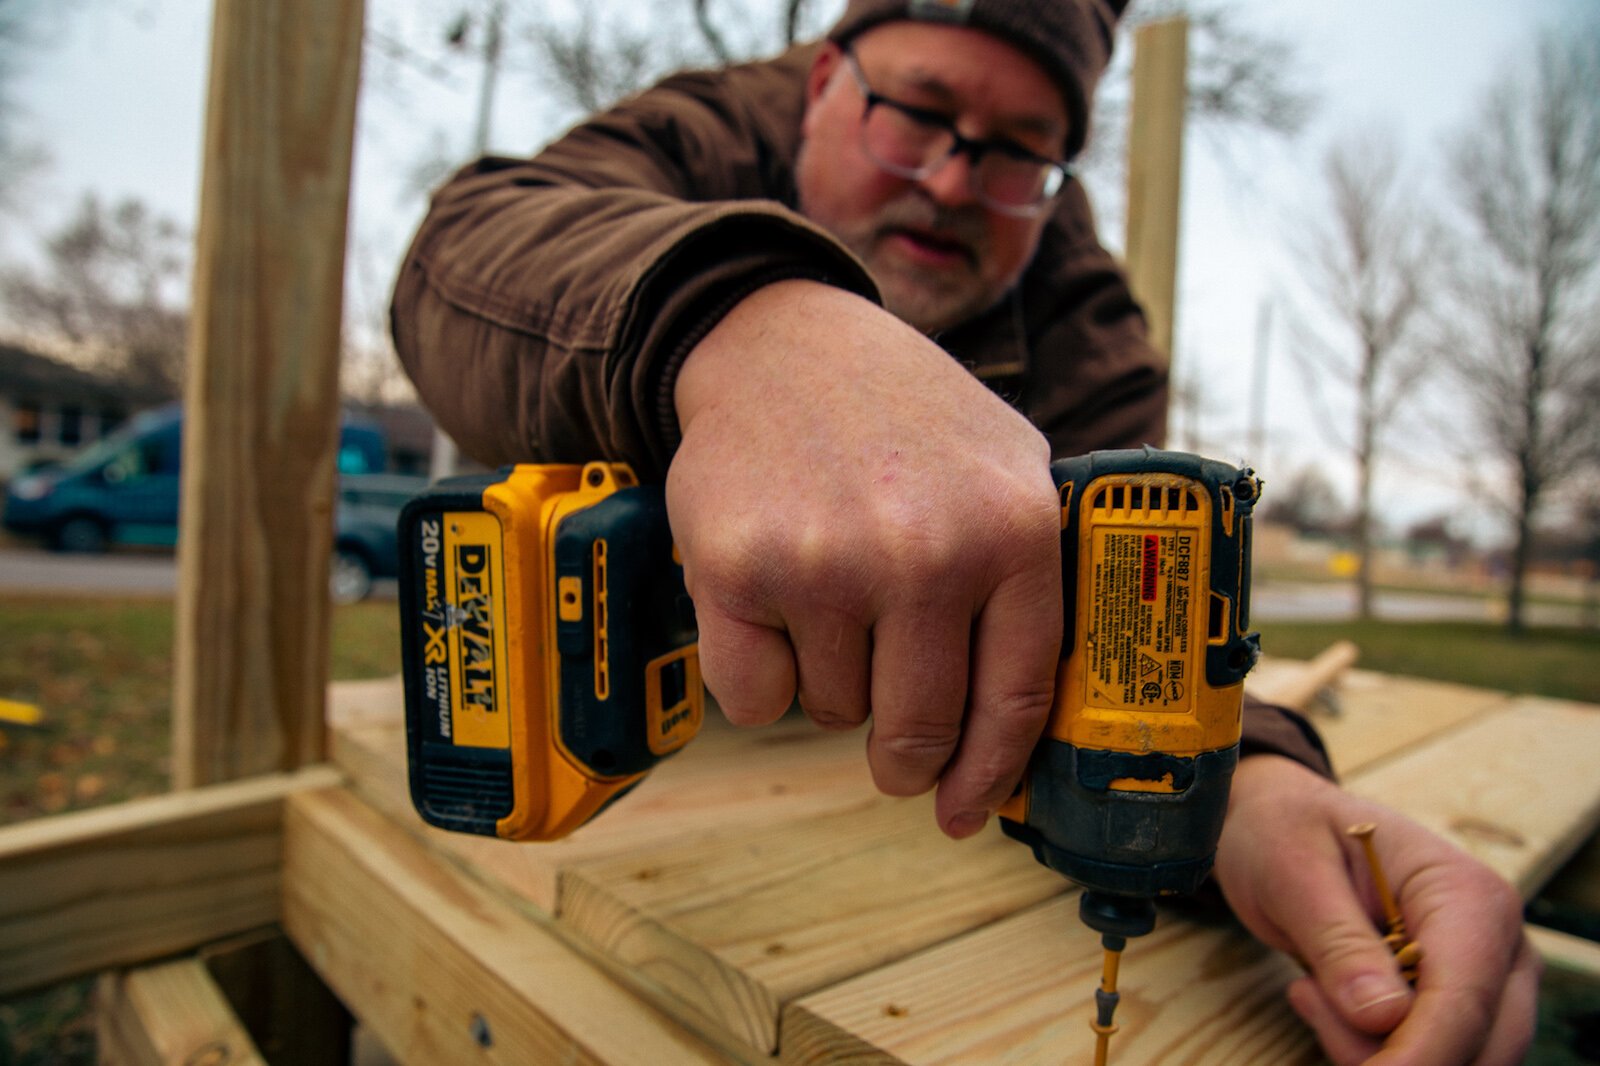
[872,196,989,256]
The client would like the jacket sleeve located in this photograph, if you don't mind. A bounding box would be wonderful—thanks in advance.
[390,61,877,481]
[1242,693,1335,778]
[1005,181,1170,459]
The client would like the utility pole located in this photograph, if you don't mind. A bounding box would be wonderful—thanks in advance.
[1249,295,1272,468]
[430,0,506,482]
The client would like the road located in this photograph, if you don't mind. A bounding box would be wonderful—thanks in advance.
[1250,580,1588,628]
[0,547,398,601]
[1,548,1587,625]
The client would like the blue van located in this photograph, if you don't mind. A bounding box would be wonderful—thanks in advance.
[3,404,388,553]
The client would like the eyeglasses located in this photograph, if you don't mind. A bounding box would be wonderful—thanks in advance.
[840,49,1074,219]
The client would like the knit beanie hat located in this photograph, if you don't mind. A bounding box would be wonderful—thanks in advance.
[826,0,1129,159]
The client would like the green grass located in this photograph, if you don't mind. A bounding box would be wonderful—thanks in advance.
[0,595,400,1064]
[0,596,399,825]
[1257,619,1600,704]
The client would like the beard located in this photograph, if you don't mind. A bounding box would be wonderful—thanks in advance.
[828,195,1004,336]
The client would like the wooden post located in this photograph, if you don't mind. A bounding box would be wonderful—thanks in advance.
[1124,17,1189,362]
[173,0,365,787]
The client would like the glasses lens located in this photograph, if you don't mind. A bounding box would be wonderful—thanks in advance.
[977,156,1064,211]
[860,104,953,177]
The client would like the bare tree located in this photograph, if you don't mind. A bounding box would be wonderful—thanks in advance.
[0,0,56,213]
[1286,132,1432,618]
[1439,27,1600,633]
[533,7,668,115]
[1259,464,1347,537]
[1083,0,1315,173]
[0,194,189,395]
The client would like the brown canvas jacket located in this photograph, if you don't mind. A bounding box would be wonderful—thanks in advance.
[389,43,1331,778]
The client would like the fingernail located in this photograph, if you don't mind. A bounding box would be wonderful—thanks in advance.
[1348,973,1409,1013]
[948,811,988,838]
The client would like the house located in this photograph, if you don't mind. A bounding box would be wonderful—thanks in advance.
[0,343,173,482]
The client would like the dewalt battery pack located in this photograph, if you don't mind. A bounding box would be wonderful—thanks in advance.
[1000,448,1261,927]
[398,463,701,841]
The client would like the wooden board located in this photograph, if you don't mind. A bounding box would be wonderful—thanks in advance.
[1297,669,1511,778]
[778,688,1600,1064]
[315,669,1600,1065]
[1124,17,1189,361]
[1344,695,1600,896]
[1528,924,1600,978]
[281,785,746,1066]
[328,682,882,912]
[97,958,268,1066]
[560,793,1065,1053]
[0,765,338,997]
[782,897,1316,1066]
[172,0,365,787]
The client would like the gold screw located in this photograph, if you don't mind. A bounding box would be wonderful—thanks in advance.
[1347,823,1423,984]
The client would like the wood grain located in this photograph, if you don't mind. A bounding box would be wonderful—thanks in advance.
[172,0,365,786]
[328,683,883,912]
[1344,695,1600,896]
[560,793,1066,1053]
[97,958,268,1066]
[1291,668,1512,778]
[1124,17,1189,361]
[281,785,745,1066]
[0,766,338,997]
[782,897,1317,1066]
[773,680,1600,1063]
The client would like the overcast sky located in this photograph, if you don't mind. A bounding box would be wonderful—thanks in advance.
[4,0,1588,541]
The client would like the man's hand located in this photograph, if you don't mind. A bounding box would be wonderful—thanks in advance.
[1215,755,1540,1065]
[669,279,1062,838]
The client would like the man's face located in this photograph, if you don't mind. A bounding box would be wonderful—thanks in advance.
[795,22,1070,335]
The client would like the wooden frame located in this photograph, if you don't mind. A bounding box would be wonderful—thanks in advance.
[1,6,1597,1065]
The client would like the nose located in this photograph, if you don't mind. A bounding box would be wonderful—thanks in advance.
[917,149,980,209]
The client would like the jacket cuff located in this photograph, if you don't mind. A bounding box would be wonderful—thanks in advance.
[609,210,879,481]
[1239,692,1335,780]
[648,263,847,460]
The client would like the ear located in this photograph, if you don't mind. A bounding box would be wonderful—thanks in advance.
[805,41,845,110]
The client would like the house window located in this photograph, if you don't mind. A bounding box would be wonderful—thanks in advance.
[14,402,40,444]
[59,405,83,446]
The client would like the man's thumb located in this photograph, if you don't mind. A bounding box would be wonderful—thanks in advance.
[1300,917,1413,1035]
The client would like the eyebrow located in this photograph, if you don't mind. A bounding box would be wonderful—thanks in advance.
[889,65,1067,144]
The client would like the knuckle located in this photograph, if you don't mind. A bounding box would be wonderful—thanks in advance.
[801,702,867,731]
[982,685,1056,739]
[1309,922,1386,973]
[874,721,961,791]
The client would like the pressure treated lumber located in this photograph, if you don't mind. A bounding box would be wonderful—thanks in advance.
[328,682,881,911]
[1124,17,1189,361]
[0,765,339,997]
[780,689,1600,1064]
[560,792,1065,1054]
[172,0,365,787]
[1528,924,1600,978]
[782,896,1317,1066]
[1292,669,1511,778]
[96,958,268,1066]
[1344,695,1600,897]
[1249,641,1359,714]
[280,785,743,1066]
[537,657,1512,1057]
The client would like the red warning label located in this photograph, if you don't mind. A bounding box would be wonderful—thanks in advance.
[1141,534,1160,601]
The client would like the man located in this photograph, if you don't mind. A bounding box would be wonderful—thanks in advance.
[392,0,1537,1060]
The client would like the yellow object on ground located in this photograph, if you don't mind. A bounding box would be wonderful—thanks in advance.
[0,699,44,727]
